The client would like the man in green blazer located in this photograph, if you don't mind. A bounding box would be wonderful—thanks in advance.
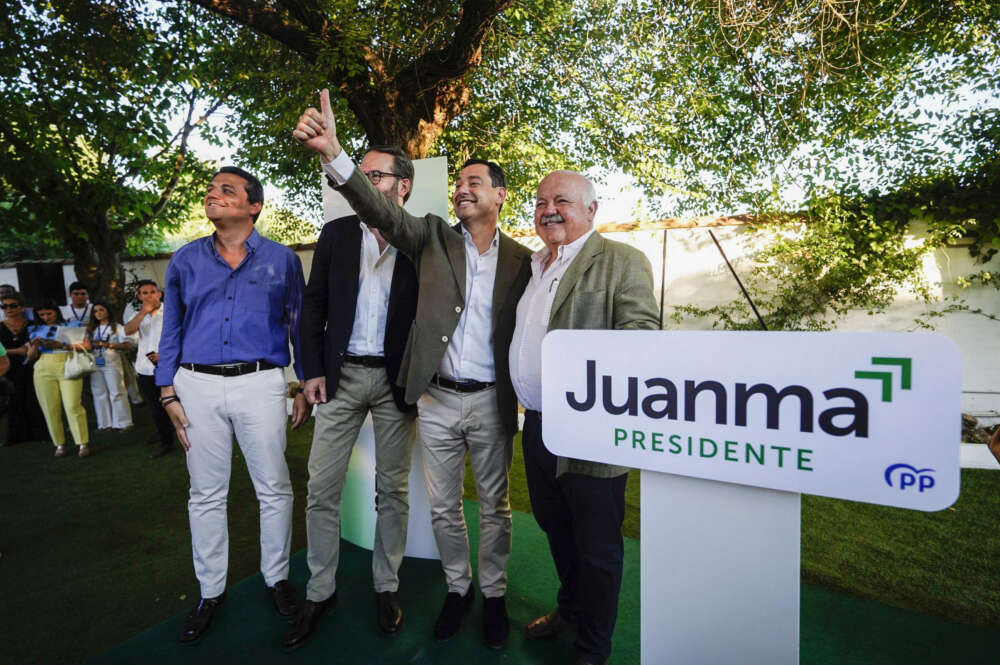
[509,170,659,665]
[294,90,532,649]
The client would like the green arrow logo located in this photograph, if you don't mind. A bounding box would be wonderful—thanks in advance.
[854,357,912,402]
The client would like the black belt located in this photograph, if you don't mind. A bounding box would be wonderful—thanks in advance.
[181,361,279,377]
[431,374,496,393]
[343,355,386,368]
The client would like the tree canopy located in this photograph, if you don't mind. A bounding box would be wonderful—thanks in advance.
[0,0,229,311]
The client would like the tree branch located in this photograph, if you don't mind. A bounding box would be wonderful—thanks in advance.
[185,0,323,61]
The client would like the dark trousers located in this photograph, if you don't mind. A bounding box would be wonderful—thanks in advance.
[137,373,174,451]
[522,410,627,662]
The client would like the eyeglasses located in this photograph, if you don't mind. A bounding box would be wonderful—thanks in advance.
[363,170,404,186]
[0,303,20,309]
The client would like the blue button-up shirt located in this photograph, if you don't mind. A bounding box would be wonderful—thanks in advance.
[155,228,305,385]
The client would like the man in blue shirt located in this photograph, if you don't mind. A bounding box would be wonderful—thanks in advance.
[155,166,310,644]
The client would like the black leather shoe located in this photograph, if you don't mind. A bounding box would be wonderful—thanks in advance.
[376,590,403,636]
[269,580,299,617]
[483,595,509,649]
[178,592,226,644]
[433,587,474,642]
[526,610,576,640]
[282,593,337,652]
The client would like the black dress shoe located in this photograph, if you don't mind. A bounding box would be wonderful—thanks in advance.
[376,590,403,636]
[178,592,226,644]
[268,580,299,617]
[526,609,576,640]
[433,587,474,642]
[149,445,171,459]
[282,593,337,652]
[483,595,509,649]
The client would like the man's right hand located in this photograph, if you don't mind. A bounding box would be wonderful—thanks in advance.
[293,88,342,163]
[140,301,156,316]
[303,376,328,404]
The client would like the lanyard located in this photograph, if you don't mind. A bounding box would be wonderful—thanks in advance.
[96,324,112,342]
[71,304,90,322]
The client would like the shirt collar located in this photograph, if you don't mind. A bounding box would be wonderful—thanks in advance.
[532,228,595,268]
[461,225,500,251]
[207,227,262,262]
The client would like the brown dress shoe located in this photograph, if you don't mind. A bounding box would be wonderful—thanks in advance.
[526,610,576,640]
[78,444,90,458]
[54,445,66,458]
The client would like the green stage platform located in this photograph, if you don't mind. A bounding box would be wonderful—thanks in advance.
[84,502,1000,665]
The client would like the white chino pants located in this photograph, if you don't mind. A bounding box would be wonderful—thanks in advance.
[174,366,293,598]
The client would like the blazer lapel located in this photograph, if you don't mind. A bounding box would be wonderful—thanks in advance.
[448,222,467,303]
[549,232,604,326]
[492,232,525,332]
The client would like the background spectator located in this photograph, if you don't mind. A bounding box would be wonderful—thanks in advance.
[0,291,45,445]
[86,302,133,431]
[29,302,91,458]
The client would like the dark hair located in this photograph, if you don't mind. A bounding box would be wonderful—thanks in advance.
[214,166,265,222]
[461,159,506,189]
[135,279,158,291]
[365,145,415,202]
[85,302,118,336]
[68,281,88,293]
[1,291,24,305]
[34,301,65,324]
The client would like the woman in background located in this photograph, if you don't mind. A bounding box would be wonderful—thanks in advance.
[85,303,133,432]
[29,302,91,457]
[0,291,45,445]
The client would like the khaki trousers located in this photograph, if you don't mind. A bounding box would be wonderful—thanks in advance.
[33,353,89,446]
[418,383,512,598]
[306,364,415,601]
[174,367,293,598]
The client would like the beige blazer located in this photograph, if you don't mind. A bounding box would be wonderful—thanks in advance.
[547,231,660,477]
[335,167,532,437]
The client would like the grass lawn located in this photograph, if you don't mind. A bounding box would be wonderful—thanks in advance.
[1,405,997,664]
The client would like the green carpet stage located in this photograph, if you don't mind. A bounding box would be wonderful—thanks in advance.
[85,502,1000,665]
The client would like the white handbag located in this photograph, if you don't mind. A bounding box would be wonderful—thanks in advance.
[64,348,97,379]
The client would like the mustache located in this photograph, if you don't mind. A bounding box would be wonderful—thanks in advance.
[540,213,565,225]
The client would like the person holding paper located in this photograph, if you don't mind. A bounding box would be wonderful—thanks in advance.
[29,302,92,458]
[294,90,532,650]
[510,170,659,665]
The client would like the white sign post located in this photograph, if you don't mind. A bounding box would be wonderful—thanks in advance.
[542,330,961,664]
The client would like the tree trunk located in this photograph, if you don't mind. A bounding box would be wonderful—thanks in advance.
[65,216,129,320]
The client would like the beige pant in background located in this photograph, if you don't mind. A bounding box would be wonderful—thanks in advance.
[418,383,513,599]
[33,353,89,447]
[305,364,415,602]
[174,366,293,599]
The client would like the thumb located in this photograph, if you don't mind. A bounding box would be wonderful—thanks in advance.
[320,88,333,123]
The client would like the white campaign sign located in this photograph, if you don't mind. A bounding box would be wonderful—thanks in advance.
[541,330,961,511]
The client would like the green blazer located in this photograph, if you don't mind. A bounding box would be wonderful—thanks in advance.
[546,231,661,478]
[335,167,532,437]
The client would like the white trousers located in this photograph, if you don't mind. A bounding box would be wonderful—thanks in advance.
[173,367,293,598]
[89,354,133,429]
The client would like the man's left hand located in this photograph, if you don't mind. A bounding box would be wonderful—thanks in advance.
[290,392,310,429]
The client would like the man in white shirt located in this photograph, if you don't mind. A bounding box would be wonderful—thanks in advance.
[282,146,420,650]
[510,170,659,665]
[60,281,92,327]
[124,280,174,458]
[295,90,532,649]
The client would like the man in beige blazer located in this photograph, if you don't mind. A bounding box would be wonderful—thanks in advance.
[294,90,532,649]
[509,170,659,665]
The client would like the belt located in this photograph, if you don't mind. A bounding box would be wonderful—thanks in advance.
[181,361,279,377]
[431,374,496,393]
[343,355,386,368]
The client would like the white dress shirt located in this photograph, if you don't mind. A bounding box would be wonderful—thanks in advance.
[134,305,164,376]
[510,229,595,411]
[321,153,499,382]
[347,221,397,356]
[60,303,92,326]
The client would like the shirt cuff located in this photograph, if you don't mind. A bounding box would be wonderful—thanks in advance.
[321,151,356,186]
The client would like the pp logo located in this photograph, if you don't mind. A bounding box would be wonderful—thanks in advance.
[884,464,935,492]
